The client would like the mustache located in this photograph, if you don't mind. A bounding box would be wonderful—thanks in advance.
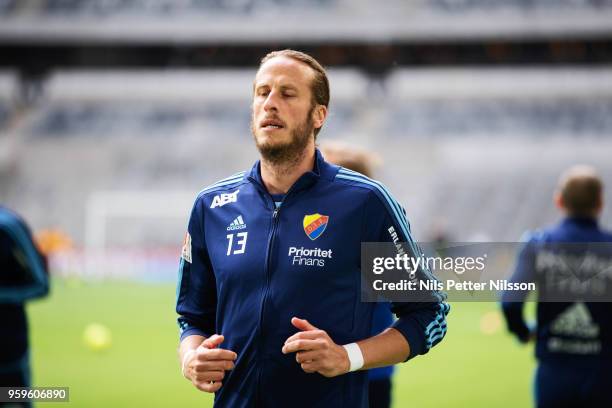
[259,115,286,128]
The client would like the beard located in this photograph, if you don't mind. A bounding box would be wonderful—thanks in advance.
[252,106,315,168]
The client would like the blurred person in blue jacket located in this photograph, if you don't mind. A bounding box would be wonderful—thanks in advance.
[0,206,49,408]
[501,165,612,408]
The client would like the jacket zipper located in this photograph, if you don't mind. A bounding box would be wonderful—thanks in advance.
[255,203,280,406]
[251,175,310,405]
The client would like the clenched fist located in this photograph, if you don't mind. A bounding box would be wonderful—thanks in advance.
[183,334,237,393]
[282,317,350,378]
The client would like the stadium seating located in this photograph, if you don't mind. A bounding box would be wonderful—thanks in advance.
[36,0,336,16]
[428,0,612,12]
[0,71,17,129]
[3,67,612,249]
[1,0,610,43]
[21,0,612,17]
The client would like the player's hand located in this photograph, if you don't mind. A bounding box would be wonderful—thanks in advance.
[281,317,350,378]
[184,334,237,393]
[527,327,536,343]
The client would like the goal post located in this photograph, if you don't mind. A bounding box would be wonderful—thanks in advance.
[71,190,197,280]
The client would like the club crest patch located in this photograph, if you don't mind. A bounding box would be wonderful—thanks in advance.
[181,233,192,263]
[303,214,329,241]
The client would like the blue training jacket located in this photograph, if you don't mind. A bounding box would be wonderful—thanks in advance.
[502,217,612,363]
[176,150,449,407]
[0,206,49,369]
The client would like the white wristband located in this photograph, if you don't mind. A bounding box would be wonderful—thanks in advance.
[342,343,364,372]
[181,349,197,377]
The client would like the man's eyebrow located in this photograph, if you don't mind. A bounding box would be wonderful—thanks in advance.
[254,83,269,91]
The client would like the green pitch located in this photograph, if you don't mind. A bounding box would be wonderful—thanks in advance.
[27,279,535,407]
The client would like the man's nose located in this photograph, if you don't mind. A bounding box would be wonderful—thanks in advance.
[263,91,279,112]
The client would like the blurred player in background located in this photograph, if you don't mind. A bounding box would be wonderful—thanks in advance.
[320,141,395,408]
[0,206,49,407]
[501,165,612,408]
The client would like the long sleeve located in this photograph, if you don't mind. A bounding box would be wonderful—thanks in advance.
[501,233,536,343]
[0,210,49,303]
[363,187,450,361]
[176,196,218,341]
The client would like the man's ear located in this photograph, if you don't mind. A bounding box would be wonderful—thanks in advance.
[554,192,564,212]
[312,105,327,130]
[595,194,604,216]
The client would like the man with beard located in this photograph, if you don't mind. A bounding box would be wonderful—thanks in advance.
[176,50,449,407]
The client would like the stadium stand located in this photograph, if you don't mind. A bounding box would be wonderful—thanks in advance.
[1,0,611,277]
[0,71,17,129]
[2,67,611,255]
[1,69,368,251]
[1,0,611,42]
[428,0,612,12]
[385,68,612,139]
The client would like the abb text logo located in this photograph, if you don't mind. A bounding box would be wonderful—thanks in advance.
[211,190,240,209]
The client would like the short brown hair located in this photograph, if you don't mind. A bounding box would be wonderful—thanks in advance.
[557,165,603,217]
[319,141,380,178]
[259,49,330,137]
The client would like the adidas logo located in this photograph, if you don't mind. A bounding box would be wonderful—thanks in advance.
[227,215,247,231]
[550,302,600,338]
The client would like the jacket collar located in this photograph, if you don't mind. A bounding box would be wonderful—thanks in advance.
[561,216,599,229]
[246,148,339,195]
